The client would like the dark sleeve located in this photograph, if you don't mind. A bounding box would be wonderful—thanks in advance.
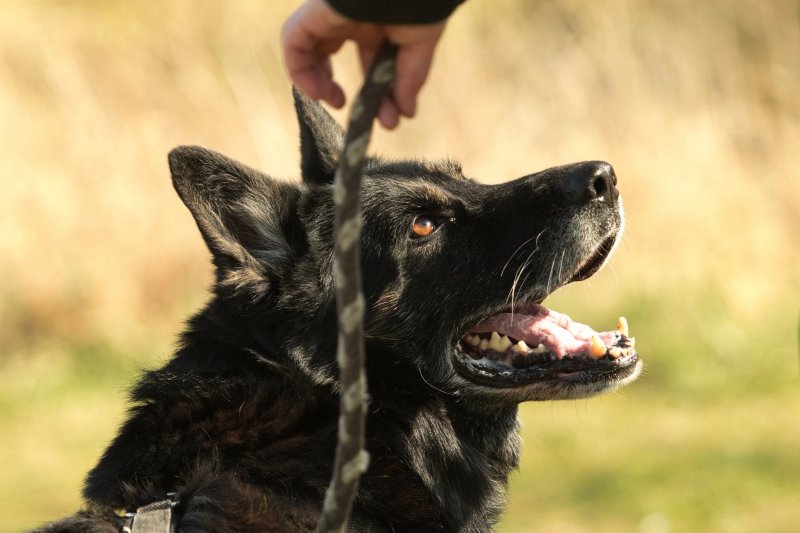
[325,0,465,24]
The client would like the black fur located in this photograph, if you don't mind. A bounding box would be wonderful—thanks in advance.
[37,91,635,532]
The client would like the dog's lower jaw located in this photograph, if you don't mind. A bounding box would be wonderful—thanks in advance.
[449,346,642,403]
[494,358,644,402]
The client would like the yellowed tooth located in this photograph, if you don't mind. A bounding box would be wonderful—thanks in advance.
[479,339,489,351]
[590,335,606,359]
[617,316,629,337]
[488,331,505,351]
[609,347,622,359]
[514,340,530,353]
[467,335,481,347]
[498,335,513,351]
[534,343,547,354]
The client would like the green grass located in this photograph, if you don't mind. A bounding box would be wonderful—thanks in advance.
[500,386,800,532]
[0,346,148,532]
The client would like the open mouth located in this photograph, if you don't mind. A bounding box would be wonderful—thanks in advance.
[453,233,641,395]
[455,304,639,388]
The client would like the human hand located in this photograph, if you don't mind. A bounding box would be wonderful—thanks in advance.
[282,0,446,129]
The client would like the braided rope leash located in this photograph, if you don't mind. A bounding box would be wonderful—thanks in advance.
[316,42,398,533]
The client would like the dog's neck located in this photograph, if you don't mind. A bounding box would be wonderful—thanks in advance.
[403,397,521,530]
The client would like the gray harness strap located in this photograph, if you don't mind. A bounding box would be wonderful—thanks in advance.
[120,494,176,533]
[131,499,173,533]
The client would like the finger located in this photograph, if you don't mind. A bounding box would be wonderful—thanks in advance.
[319,57,346,108]
[292,67,346,109]
[377,97,400,130]
[283,54,346,108]
[391,41,438,118]
[282,10,347,107]
[356,33,386,75]
[284,44,345,108]
[321,56,334,79]
[381,22,446,118]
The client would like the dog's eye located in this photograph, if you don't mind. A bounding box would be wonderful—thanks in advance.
[411,216,437,238]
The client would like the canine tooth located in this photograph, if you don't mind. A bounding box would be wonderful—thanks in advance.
[534,343,547,354]
[514,340,530,353]
[617,316,629,337]
[609,347,622,359]
[589,335,606,359]
[489,331,505,351]
[498,335,513,351]
[466,335,481,347]
[479,339,489,351]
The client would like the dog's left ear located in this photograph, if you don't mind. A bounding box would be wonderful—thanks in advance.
[169,145,298,300]
[293,86,344,185]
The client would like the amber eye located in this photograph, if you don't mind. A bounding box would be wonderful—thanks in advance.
[411,216,437,238]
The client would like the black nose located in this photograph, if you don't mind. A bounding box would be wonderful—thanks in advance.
[560,161,618,206]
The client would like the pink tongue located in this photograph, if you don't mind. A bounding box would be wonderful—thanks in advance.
[470,304,617,358]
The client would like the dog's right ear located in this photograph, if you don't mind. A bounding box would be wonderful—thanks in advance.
[168,146,298,300]
[293,86,344,185]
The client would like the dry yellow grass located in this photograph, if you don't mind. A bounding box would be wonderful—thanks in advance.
[1,1,798,531]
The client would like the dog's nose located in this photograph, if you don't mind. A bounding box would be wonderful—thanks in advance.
[560,161,618,206]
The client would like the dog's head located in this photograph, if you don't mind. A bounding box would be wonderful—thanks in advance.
[168,90,641,405]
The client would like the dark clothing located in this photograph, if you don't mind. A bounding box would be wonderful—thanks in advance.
[325,0,464,24]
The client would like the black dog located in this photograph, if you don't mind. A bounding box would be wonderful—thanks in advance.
[39,90,641,532]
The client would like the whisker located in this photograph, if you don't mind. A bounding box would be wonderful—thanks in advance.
[508,259,529,316]
[501,234,539,278]
[507,266,523,320]
[418,367,458,396]
[503,230,546,319]
[515,269,535,303]
[546,254,557,295]
[507,242,543,319]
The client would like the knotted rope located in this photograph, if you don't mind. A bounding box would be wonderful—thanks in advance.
[316,42,398,533]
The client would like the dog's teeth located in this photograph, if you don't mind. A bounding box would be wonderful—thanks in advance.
[498,335,513,351]
[617,316,629,337]
[609,347,623,359]
[533,343,547,354]
[466,334,481,347]
[513,340,529,353]
[488,331,505,351]
[479,339,490,351]
[589,335,606,359]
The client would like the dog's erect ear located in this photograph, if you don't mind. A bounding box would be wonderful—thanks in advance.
[168,145,298,299]
[293,86,344,185]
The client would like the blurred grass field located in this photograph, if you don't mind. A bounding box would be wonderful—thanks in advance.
[1,0,799,531]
